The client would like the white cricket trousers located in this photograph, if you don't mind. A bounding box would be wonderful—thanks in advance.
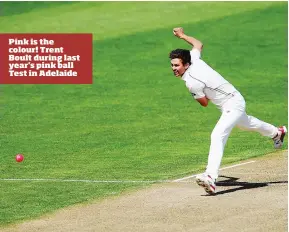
[205,92,278,180]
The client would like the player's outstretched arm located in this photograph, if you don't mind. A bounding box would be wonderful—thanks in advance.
[196,97,209,107]
[173,27,203,52]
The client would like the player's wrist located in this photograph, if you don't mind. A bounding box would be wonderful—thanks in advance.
[180,34,186,39]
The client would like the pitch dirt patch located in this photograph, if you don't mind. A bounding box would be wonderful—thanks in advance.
[2,151,287,232]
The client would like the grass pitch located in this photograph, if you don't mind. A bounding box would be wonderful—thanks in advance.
[0,1,287,226]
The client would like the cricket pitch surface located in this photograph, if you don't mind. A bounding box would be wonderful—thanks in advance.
[2,150,287,232]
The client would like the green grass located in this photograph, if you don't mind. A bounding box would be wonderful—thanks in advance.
[0,1,287,226]
[0,1,75,16]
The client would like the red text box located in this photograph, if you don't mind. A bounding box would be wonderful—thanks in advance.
[0,33,93,84]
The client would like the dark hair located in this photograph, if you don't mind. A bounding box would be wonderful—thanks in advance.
[169,49,191,65]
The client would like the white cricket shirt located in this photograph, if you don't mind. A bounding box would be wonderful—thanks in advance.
[182,48,239,109]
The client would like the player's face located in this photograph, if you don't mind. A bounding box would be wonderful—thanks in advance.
[170,58,189,77]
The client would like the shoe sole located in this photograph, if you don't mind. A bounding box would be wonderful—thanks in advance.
[275,126,287,149]
[196,178,216,195]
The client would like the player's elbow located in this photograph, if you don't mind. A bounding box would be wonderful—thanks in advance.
[195,41,203,51]
[196,97,208,107]
[200,101,208,107]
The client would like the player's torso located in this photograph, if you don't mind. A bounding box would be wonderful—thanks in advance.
[187,59,228,88]
[184,59,239,107]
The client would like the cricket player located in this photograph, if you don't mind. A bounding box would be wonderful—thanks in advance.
[170,27,286,195]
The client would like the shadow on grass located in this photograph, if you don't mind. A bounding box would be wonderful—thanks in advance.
[210,175,288,196]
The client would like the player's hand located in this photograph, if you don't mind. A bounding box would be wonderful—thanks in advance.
[173,27,185,39]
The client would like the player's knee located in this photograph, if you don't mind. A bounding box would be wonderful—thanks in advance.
[211,129,228,141]
[211,131,222,141]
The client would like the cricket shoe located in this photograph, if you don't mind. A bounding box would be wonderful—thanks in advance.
[196,173,216,195]
[273,126,287,149]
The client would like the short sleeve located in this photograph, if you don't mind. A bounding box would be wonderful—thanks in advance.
[185,77,205,99]
[190,48,201,62]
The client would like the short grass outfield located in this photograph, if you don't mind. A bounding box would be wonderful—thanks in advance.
[0,1,287,226]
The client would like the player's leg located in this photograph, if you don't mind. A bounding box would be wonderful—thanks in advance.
[206,109,244,179]
[196,109,244,194]
[236,113,286,148]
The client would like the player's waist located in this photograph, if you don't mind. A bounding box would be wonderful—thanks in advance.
[204,88,238,99]
[207,83,237,96]
[207,91,241,107]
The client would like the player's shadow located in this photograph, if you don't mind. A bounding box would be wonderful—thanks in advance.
[211,175,287,196]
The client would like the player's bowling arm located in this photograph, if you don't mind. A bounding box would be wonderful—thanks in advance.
[196,97,208,107]
[173,27,203,52]
[181,34,203,52]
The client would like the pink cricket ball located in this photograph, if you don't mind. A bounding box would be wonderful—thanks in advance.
[15,154,24,162]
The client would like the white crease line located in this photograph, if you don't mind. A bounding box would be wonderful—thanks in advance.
[173,160,256,182]
[0,161,256,184]
[0,178,165,183]
[0,178,196,184]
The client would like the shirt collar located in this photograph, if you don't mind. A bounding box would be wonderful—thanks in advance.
[181,68,190,81]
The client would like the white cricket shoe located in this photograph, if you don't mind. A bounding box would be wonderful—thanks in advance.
[273,126,287,149]
[196,173,216,195]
